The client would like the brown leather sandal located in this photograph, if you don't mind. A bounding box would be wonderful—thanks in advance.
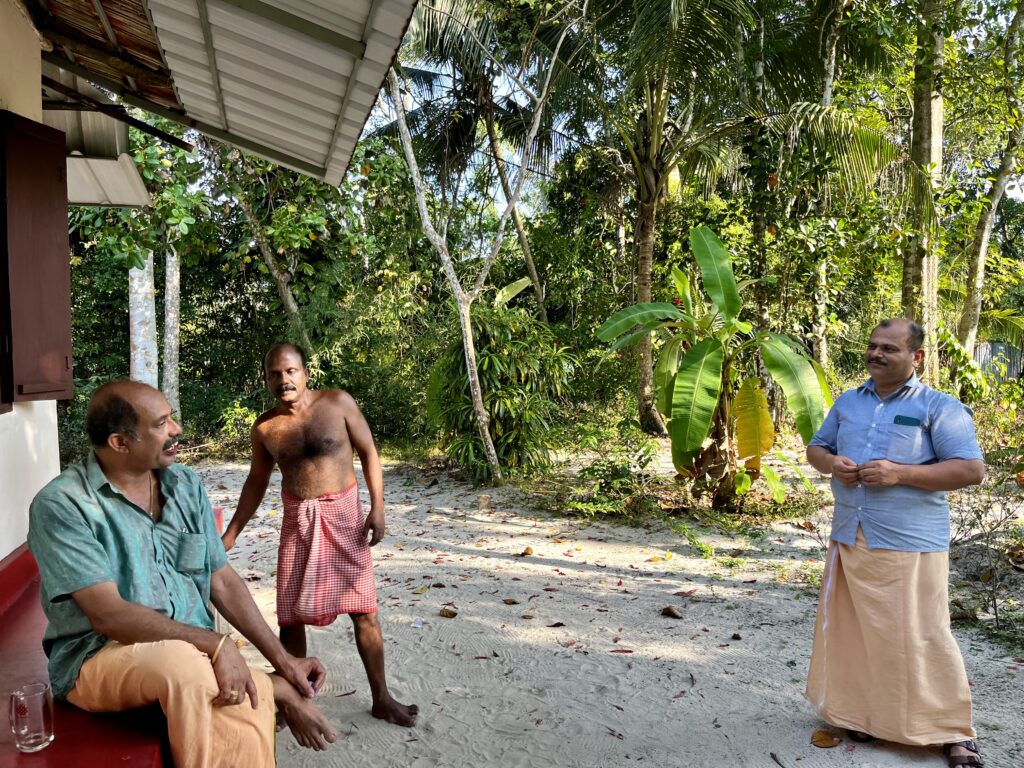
[943,740,984,768]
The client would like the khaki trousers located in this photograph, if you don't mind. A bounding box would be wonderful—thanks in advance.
[806,528,974,745]
[67,639,275,768]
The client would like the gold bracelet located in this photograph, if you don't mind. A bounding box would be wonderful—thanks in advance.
[210,633,230,665]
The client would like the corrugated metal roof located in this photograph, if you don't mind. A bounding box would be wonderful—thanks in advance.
[36,0,417,184]
[66,154,152,207]
[145,0,414,183]
[41,64,151,207]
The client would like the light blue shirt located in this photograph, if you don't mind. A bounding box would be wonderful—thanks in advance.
[28,453,227,698]
[809,374,983,552]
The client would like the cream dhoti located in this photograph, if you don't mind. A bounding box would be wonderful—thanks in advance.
[806,528,974,745]
[277,483,377,626]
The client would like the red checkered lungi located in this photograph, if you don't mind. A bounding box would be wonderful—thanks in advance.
[277,483,377,626]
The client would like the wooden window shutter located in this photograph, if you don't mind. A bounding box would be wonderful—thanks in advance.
[1,110,74,404]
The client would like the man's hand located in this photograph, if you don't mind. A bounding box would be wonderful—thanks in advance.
[211,639,259,708]
[278,656,326,699]
[362,507,386,546]
[831,455,861,487]
[221,531,236,552]
[858,459,902,487]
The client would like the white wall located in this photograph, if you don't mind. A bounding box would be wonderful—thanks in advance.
[0,0,57,561]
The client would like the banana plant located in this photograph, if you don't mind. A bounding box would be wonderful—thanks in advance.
[597,225,829,506]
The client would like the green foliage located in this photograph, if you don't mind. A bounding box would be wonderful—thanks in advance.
[428,304,576,481]
[599,226,826,507]
[567,426,659,520]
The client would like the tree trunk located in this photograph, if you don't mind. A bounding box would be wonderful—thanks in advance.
[956,7,1024,358]
[237,195,314,353]
[903,0,944,383]
[811,259,829,365]
[129,250,159,387]
[162,243,181,418]
[456,296,503,481]
[486,117,547,322]
[956,126,1022,357]
[388,69,505,482]
[636,197,667,435]
[809,0,850,368]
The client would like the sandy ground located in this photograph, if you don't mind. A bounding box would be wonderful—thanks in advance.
[197,461,1023,768]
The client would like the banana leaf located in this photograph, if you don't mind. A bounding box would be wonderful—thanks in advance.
[654,337,683,418]
[668,338,724,472]
[494,277,532,308]
[760,337,825,444]
[671,266,694,315]
[689,226,741,321]
[733,377,774,470]
[810,358,834,409]
[597,303,694,342]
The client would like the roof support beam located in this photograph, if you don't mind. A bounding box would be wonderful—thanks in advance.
[214,0,366,58]
[322,0,377,177]
[40,29,173,86]
[42,52,327,179]
[195,0,231,130]
[41,74,194,152]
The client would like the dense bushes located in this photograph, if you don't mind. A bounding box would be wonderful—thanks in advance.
[427,304,577,481]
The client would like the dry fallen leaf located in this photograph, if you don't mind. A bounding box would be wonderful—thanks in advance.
[439,607,458,618]
[503,598,520,605]
[662,605,683,619]
[732,632,742,640]
[521,614,535,620]
[811,730,842,748]
[517,546,534,557]
[546,622,566,628]
[412,585,429,595]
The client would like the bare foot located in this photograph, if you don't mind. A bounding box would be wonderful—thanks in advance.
[272,675,337,751]
[371,695,418,727]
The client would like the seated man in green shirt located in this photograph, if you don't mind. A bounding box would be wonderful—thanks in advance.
[28,380,338,766]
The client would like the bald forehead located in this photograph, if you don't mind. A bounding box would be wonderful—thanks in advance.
[89,380,155,410]
[264,345,306,372]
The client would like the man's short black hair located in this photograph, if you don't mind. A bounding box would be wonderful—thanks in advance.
[878,318,925,351]
[86,381,140,447]
[263,342,308,376]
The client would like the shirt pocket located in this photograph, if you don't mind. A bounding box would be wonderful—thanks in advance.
[885,423,926,464]
[174,532,207,573]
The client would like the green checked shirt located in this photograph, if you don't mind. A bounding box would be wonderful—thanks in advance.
[27,453,228,699]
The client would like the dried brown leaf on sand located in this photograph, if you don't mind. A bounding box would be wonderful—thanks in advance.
[810,729,841,748]
[439,607,458,618]
[662,606,683,619]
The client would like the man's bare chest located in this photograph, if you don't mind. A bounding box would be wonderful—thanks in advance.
[262,418,350,464]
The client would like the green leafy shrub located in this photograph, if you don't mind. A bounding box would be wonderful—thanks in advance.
[567,426,659,519]
[427,304,576,481]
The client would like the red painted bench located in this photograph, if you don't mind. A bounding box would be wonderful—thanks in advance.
[0,544,170,767]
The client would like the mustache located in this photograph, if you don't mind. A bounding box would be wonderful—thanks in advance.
[163,436,180,451]
[276,384,297,394]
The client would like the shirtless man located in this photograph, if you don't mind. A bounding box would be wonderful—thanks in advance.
[222,343,417,727]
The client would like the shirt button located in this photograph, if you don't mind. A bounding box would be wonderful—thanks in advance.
[858,507,862,511]
[870,423,876,427]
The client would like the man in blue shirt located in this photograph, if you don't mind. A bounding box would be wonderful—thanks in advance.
[805,319,985,768]
[29,380,339,765]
